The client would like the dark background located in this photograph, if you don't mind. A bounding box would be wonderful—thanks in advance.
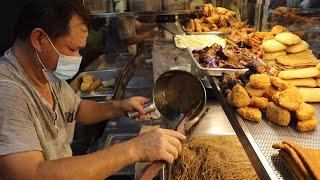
[0,0,32,55]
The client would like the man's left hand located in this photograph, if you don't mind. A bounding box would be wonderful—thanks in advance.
[117,96,151,121]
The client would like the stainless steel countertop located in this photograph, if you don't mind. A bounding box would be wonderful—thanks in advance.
[189,101,235,136]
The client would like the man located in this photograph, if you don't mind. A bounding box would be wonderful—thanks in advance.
[104,16,157,55]
[0,0,185,179]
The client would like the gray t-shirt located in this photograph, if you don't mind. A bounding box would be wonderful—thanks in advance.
[0,49,81,160]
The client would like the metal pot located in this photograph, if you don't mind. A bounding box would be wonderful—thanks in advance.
[128,70,206,121]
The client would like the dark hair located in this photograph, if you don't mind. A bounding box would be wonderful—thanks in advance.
[14,0,90,40]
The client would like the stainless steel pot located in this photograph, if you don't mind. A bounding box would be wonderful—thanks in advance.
[128,70,206,121]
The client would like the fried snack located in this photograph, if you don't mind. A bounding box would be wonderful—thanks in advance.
[263,51,287,61]
[279,87,303,111]
[316,78,320,87]
[230,84,251,107]
[249,74,271,89]
[250,97,269,109]
[275,32,301,45]
[286,40,309,53]
[276,50,318,66]
[263,85,280,101]
[80,75,94,92]
[186,19,195,32]
[296,103,315,121]
[284,78,317,87]
[266,102,291,126]
[87,79,102,92]
[270,76,288,90]
[271,25,288,35]
[297,118,318,132]
[245,83,265,97]
[273,141,320,180]
[262,39,287,53]
[266,60,276,66]
[194,19,202,32]
[236,107,262,122]
[298,88,320,102]
[278,67,320,80]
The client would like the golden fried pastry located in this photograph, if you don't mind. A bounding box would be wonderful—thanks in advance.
[230,84,251,107]
[87,79,102,92]
[271,25,288,35]
[275,32,301,46]
[249,74,271,89]
[278,67,320,80]
[266,102,291,126]
[263,51,287,61]
[316,78,320,87]
[297,118,318,132]
[276,50,318,66]
[270,76,288,90]
[245,83,265,97]
[296,103,315,121]
[298,88,320,102]
[236,107,262,122]
[263,85,280,101]
[286,40,309,53]
[279,87,303,111]
[284,78,317,88]
[266,60,277,66]
[80,75,94,92]
[250,97,269,109]
[262,39,287,53]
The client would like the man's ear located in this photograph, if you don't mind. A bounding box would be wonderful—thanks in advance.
[30,28,46,52]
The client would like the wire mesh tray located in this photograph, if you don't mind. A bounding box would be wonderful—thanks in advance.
[210,77,320,180]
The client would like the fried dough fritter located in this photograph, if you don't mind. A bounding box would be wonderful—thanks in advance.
[279,87,303,111]
[263,85,281,102]
[249,74,271,89]
[230,84,251,108]
[245,83,265,97]
[266,102,291,127]
[237,107,262,122]
[270,76,288,90]
[296,103,315,121]
[297,118,318,132]
[250,97,269,110]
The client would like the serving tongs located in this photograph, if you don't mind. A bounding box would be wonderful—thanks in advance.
[138,102,203,180]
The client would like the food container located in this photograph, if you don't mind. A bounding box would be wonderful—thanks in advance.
[70,69,122,100]
[187,47,249,76]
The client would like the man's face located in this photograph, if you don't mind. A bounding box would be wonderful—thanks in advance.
[36,15,88,71]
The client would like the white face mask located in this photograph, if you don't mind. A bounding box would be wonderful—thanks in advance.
[35,33,82,82]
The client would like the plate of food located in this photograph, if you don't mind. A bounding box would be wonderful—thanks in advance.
[70,69,122,100]
[188,43,261,76]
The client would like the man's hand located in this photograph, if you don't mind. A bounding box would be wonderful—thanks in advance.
[117,96,151,120]
[130,128,186,164]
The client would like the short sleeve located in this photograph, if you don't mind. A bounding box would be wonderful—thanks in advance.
[58,82,81,122]
[0,81,42,156]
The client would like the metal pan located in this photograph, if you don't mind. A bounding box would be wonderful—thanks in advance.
[127,70,207,122]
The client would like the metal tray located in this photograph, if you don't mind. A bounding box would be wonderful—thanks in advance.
[70,69,122,99]
[209,77,320,180]
[187,47,248,76]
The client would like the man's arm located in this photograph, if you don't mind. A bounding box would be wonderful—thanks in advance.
[76,96,149,125]
[0,128,186,179]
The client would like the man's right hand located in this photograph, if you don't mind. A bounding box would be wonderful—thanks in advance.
[131,128,186,164]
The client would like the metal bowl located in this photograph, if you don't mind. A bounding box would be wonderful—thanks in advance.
[153,70,206,121]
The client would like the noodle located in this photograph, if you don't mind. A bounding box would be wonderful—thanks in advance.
[170,136,259,180]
